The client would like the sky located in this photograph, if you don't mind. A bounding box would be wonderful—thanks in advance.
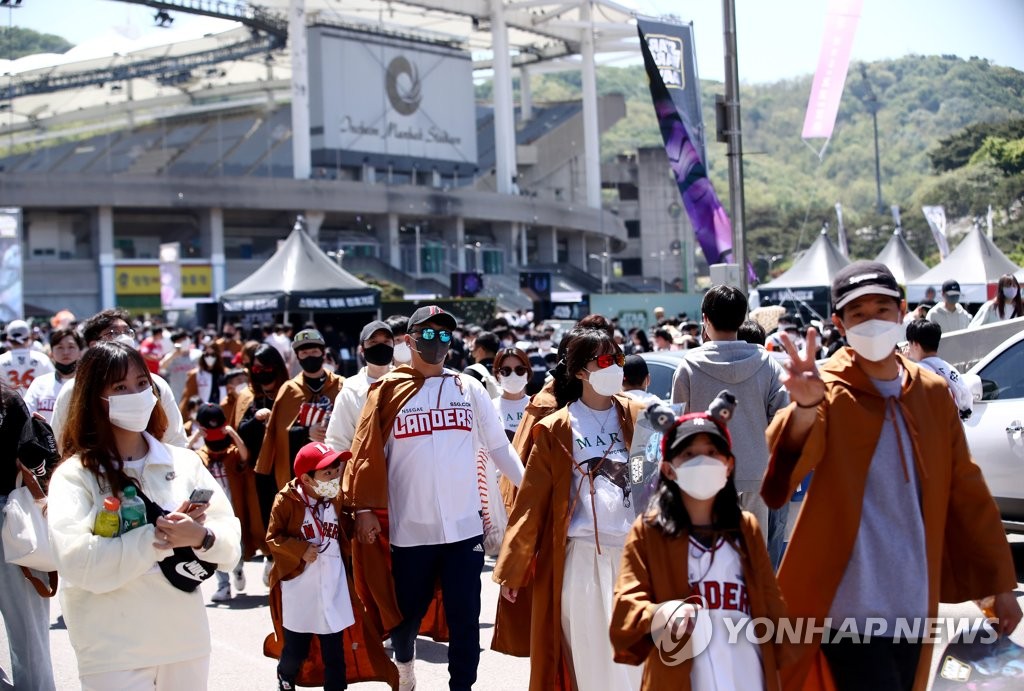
[4,0,1024,84]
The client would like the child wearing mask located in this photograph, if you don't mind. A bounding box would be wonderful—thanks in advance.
[265,442,397,691]
[192,403,249,602]
[610,392,789,690]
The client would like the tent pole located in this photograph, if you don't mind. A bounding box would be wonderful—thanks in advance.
[283,309,290,325]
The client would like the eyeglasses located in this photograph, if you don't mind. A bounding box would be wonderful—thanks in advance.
[414,328,452,343]
[101,327,135,340]
[589,352,626,369]
[498,365,530,377]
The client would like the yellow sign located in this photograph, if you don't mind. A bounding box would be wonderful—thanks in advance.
[114,265,212,297]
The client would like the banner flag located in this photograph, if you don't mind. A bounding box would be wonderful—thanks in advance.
[0,209,22,321]
[891,204,902,229]
[637,18,733,266]
[922,206,950,259]
[801,0,863,141]
[835,202,848,257]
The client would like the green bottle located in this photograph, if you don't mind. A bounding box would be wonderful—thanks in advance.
[93,496,121,538]
[120,485,147,534]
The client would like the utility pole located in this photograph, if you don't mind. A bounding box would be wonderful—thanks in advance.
[859,64,883,213]
[722,0,747,293]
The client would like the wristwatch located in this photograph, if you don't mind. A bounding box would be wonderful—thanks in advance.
[198,528,216,552]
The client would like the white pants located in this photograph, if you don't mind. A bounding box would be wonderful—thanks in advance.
[561,538,642,691]
[80,656,209,691]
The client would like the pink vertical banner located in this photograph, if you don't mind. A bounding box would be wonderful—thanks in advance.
[801,0,863,140]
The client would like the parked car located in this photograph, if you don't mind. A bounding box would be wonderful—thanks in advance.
[964,328,1024,530]
[640,350,687,403]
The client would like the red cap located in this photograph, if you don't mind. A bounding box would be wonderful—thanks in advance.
[293,442,351,478]
[103,496,121,511]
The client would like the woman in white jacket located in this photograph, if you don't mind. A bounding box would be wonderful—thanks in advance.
[47,341,241,691]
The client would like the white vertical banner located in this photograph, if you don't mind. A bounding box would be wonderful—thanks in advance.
[0,208,23,320]
[891,204,901,229]
[986,204,994,240]
[159,242,182,310]
[835,202,848,257]
[921,206,950,259]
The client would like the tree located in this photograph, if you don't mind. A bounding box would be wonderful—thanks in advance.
[0,27,72,60]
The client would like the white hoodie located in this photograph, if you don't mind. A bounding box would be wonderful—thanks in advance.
[47,433,241,676]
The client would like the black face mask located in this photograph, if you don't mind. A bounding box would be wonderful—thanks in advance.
[414,337,449,365]
[363,343,394,367]
[298,355,325,374]
[54,360,77,376]
[252,370,276,386]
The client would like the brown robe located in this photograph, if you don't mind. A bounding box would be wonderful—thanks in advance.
[762,349,1017,691]
[255,371,344,491]
[611,511,791,690]
[492,394,646,691]
[264,478,398,689]
[196,442,266,559]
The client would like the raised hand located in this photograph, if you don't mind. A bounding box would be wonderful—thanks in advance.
[779,327,826,407]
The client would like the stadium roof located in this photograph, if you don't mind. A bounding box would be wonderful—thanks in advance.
[0,0,646,144]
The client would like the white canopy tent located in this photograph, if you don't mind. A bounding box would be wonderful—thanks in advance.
[873,229,928,286]
[907,227,1021,303]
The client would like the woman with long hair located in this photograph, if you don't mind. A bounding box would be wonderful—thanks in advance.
[47,342,241,689]
[179,342,226,415]
[970,273,1023,327]
[610,395,789,689]
[492,347,532,442]
[494,317,646,691]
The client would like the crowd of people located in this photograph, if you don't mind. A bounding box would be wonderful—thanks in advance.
[0,263,1020,691]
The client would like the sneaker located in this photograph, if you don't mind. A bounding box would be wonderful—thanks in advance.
[277,674,295,691]
[263,557,273,587]
[211,583,231,603]
[233,564,246,592]
[396,660,415,691]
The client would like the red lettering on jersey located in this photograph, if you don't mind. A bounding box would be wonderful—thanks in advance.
[394,408,475,438]
[301,523,315,540]
[703,581,721,609]
[722,581,738,611]
[738,584,750,614]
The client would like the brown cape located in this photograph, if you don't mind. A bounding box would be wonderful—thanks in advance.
[762,349,1016,691]
[196,442,265,559]
[611,511,793,690]
[264,478,398,689]
[255,371,344,491]
[343,366,450,641]
[492,394,646,691]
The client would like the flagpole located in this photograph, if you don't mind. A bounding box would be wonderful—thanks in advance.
[722,0,747,293]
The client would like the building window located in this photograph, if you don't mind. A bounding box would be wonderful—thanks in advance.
[626,220,641,239]
[619,258,643,276]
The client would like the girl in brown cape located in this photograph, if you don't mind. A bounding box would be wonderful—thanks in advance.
[610,394,791,691]
[493,318,647,691]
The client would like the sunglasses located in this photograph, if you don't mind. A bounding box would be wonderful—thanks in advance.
[589,352,626,369]
[414,328,452,343]
[498,365,530,377]
[250,365,272,374]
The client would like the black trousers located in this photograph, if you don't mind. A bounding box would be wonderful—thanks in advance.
[390,536,484,691]
[278,628,347,691]
[255,471,279,534]
[821,631,922,691]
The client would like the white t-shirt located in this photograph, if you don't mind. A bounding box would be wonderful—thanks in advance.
[163,349,201,401]
[494,395,529,442]
[0,347,53,393]
[688,536,766,691]
[280,494,355,635]
[566,401,633,546]
[384,371,511,547]
[23,372,68,423]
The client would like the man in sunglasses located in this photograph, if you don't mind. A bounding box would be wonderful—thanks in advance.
[346,305,524,691]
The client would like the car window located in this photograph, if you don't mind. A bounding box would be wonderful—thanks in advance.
[646,360,678,401]
[978,340,1024,401]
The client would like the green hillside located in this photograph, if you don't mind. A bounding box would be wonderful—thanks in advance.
[491,55,1024,278]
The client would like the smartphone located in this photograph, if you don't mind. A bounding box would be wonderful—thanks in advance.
[188,488,214,506]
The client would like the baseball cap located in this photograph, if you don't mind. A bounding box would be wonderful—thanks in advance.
[293,441,352,477]
[196,403,226,429]
[359,320,393,344]
[664,413,733,461]
[6,319,30,344]
[831,261,901,311]
[941,279,961,296]
[292,328,326,351]
[408,305,457,331]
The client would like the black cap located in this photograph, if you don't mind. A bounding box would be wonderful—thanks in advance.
[941,279,961,296]
[664,414,732,461]
[196,403,226,429]
[831,260,901,311]
[408,305,457,331]
[359,320,393,344]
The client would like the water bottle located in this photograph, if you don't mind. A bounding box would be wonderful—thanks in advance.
[93,496,121,538]
[120,485,147,534]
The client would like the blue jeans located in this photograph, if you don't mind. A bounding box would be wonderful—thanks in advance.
[767,501,790,571]
[0,494,55,691]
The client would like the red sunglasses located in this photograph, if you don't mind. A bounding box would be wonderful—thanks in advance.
[589,352,625,369]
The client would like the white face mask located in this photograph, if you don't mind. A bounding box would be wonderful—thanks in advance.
[323,363,337,374]
[313,477,340,499]
[1003,287,1019,300]
[585,364,623,397]
[393,342,412,364]
[104,389,157,433]
[672,455,729,500]
[114,333,137,350]
[234,383,248,395]
[203,356,217,368]
[844,319,905,363]
[499,373,529,395]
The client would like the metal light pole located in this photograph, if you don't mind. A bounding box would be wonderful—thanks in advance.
[589,252,609,294]
[859,64,884,213]
[722,0,748,293]
[650,251,666,293]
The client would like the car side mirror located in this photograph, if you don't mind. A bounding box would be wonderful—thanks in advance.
[980,378,1000,401]
[962,373,983,403]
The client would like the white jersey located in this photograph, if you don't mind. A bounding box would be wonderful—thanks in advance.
[493,395,529,442]
[688,535,766,691]
[0,347,53,393]
[22,372,68,424]
[384,371,513,547]
[325,368,380,453]
[918,356,973,415]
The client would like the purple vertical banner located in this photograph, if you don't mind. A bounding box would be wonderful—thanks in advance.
[637,19,734,267]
